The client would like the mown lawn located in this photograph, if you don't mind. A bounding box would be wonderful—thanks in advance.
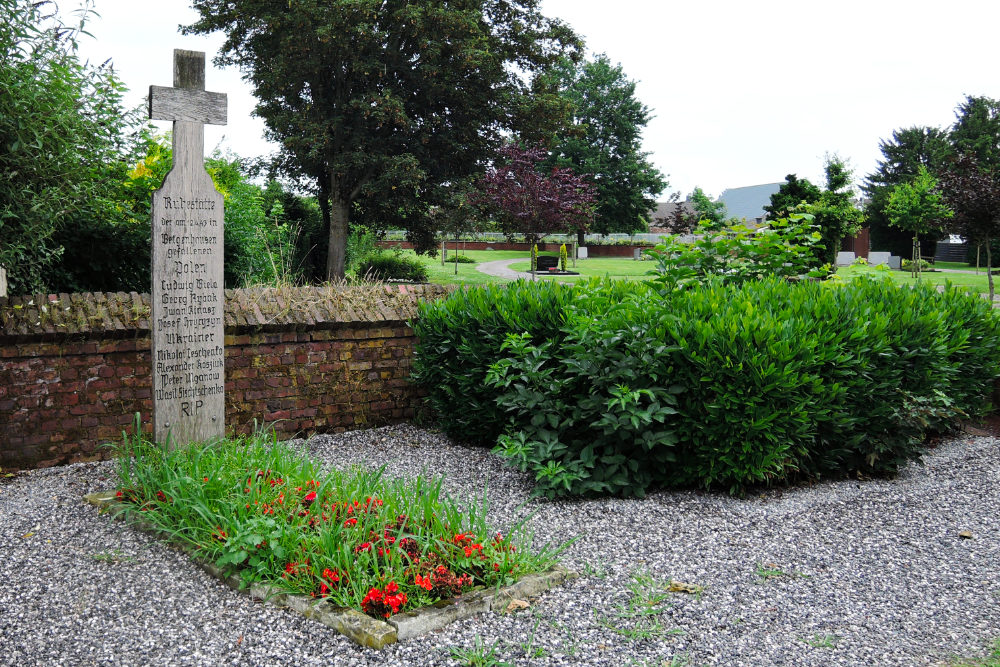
[836,264,997,294]
[401,247,1000,293]
[400,249,654,285]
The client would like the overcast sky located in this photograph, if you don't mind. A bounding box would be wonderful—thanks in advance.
[75,0,1000,200]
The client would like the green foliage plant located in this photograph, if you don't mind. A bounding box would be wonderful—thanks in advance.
[411,280,577,443]
[764,174,821,221]
[645,215,826,293]
[801,156,865,268]
[687,187,727,225]
[418,274,1000,497]
[345,226,379,276]
[355,250,428,282]
[111,428,564,618]
[0,0,146,295]
[559,244,568,271]
[886,165,953,278]
[862,126,952,258]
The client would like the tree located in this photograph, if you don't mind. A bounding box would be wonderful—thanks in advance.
[474,143,595,244]
[863,126,952,257]
[184,0,582,280]
[543,55,666,242]
[951,95,1000,168]
[804,157,864,267]
[0,0,145,295]
[885,166,952,278]
[660,192,698,234]
[763,174,821,220]
[687,187,727,226]
[939,153,1000,299]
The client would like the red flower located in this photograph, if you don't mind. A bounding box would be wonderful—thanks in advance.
[344,517,357,527]
[303,491,317,506]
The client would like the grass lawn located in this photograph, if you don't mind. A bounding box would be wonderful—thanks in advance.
[398,247,1000,293]
[507,257,653,282]
[836,264,996,295]
[399,249,654,285]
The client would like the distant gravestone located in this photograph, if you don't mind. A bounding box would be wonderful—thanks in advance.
[148,49,228,446]
[869,251,891,266]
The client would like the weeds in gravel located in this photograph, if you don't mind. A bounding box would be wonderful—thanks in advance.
[582,560,609,579]
[509,617,546,658]
[595,569,686,641]
[90,549,138,564]
[626,656,693,667]
[754,562,810,582]
[449,636,511,666]
[804,633,839,648]
[110,427,567,620]
[948,638,1000,666]
[627,570,673,610]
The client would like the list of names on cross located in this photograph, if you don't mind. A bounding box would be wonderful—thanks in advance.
[149,49,227,446]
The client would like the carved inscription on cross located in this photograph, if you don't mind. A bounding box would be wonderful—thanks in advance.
[148,49,228,447]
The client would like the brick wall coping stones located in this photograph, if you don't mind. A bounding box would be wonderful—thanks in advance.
[0,284,454,342]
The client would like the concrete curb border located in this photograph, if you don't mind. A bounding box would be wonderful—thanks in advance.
[84,490,575,649]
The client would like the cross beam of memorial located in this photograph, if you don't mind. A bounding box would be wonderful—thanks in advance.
[148,49,228,446]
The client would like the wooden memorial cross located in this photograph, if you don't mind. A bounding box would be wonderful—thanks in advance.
[148,49,228,446]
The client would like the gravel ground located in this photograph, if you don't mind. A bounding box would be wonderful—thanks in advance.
[1,424,998,666]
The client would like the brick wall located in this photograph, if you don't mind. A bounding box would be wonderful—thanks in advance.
[0,284,452,470]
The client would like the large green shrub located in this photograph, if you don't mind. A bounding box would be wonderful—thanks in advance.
[356,251,428,283]
[462,277,1000,496]
[411,280,576,443]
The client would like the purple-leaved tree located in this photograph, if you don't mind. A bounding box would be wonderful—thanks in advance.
[475,143,595,245]
[939,153,1000,300]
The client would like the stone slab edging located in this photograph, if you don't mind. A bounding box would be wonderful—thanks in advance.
[84,490,575,649]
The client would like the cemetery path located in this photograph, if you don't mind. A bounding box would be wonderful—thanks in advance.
[475,258,528,280]
[2,425,1000,666]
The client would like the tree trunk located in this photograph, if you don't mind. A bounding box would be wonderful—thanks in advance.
[325,176,348,281]
[577,229,585,246]
[988,239,994,302]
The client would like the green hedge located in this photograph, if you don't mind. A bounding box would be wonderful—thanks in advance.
[411,280,576,443]
[414,278,1000,497]
[357,252,428,282]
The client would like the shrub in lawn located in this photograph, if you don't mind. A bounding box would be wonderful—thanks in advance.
[111,428,564,618]
[357,251,428,282]
[485,277,1000,496]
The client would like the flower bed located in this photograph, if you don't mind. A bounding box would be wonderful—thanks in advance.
[106,427,568,642]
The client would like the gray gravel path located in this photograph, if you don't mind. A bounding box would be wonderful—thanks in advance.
[476,258,528,280]
[2,424,999,666]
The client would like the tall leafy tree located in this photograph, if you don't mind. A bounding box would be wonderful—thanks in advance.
[804,157,864,267]
[862,126,952,257]
[185,0,582,280]
[763,174,821,220]
[687,187,727,226]
[474,143,594,243]
[939,153,1000,299]
[951,95,1000,168]
[0,0,145,295]
[543,55,666,242]
[885,166,952,278]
